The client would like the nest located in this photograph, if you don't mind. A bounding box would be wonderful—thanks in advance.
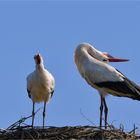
[0,112,139,140]
[0,125,139,140]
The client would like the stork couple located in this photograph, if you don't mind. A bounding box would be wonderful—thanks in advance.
[27,42,140,129]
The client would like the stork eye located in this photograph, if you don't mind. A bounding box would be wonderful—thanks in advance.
[103,59,107,62]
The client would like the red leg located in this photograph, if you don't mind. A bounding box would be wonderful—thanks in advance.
[43,101,47,128]
[32,102,35,128]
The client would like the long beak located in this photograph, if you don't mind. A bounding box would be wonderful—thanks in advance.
[103,53,129,62]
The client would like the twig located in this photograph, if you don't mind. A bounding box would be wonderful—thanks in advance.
[119,123,124,132]
[129,124,138,135]
[22,129,35,140]
[7,108,41,130]
[80,108,96,126]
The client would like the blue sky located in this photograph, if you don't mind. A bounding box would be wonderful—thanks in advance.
[0,1,140,132]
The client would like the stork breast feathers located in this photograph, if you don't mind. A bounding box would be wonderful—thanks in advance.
[26,70,55,103]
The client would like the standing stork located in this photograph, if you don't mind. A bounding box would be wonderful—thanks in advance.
[26,53,55,128]
[74,43,140,129]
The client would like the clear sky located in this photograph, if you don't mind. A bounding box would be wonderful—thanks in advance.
[0,1,140,132]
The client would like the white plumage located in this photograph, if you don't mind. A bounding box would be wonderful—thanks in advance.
[74,43,140,129]
[27,53,55,128]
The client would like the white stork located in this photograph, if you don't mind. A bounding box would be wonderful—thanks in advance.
[74,43,140,129]
[26,53,55,128]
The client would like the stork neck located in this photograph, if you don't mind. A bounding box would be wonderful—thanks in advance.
[36,63,45,72]
[80,47,91,61]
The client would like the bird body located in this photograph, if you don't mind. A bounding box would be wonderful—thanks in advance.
[27,68,54,103]
[75,51,124,83]
[74,43,140,128]
[27,53,55,128]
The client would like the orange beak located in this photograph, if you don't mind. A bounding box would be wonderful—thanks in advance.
[103,53,129,62]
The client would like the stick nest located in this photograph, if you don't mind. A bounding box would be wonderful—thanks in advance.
[0,125,139,140]
[0,112,139,140]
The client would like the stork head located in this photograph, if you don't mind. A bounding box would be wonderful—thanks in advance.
[77,43,129,63]
[34,53,43,65]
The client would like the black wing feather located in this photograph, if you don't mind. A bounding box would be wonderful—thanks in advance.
[116,69,140,93]
[95,70,140,101]
[27,89,31,99]
[50,90,54,98]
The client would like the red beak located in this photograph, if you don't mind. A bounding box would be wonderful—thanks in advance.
[103,53,129,62]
